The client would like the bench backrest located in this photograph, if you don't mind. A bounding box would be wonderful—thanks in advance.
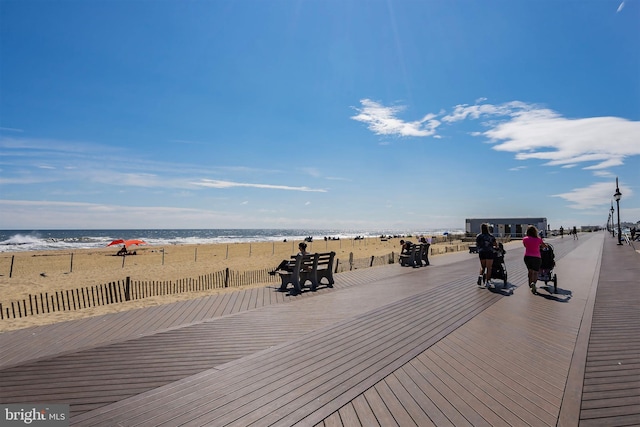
[314,252,335,270]
[291,252,335,272]
[290,253,316,272]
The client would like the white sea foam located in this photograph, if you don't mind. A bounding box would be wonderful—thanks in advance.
[0,229,464,253]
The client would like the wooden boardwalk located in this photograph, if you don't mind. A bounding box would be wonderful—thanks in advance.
[0,232,638,426]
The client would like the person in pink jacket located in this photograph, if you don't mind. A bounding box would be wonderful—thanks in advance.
[522,225,547,294]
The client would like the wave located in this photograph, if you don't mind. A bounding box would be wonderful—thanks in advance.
[0,229,465,253]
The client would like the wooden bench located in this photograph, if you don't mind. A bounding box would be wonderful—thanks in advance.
[277,252,336,294]
[399,244,424,268]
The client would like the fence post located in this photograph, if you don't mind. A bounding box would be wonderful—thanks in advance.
[349,253,354,270]
[70,253,74,273]
[9,255,14,278]
[195,247,197,262]
[162,248,165,265]
[224,268,229,287]
[125,276,131,301]
[370,255,375,267]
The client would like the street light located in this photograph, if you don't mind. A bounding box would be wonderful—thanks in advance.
[610,202,615,237]
[614,177,622,245]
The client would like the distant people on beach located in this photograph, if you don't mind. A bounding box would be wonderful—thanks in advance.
[523,225,547,294]
[572,226,578,240]
[269,242,309,275]
[116,247,137,256]
[475,223,498,288]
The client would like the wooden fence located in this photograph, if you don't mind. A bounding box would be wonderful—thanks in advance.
[1,252,398,320]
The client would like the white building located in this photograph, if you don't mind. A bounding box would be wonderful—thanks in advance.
[465,217,548,238]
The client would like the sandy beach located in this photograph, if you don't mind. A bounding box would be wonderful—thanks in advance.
[0,236,470,331]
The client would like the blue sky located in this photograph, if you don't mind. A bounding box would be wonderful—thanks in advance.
[1,0,639,231]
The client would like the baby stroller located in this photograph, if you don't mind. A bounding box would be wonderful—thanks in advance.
[538,244,558,293]
[490,243,508,286]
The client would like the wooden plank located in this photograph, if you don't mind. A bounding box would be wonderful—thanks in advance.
[337,402,362,427]
[362,387,398,427]
[393,365,459,427]
[83,277,495,426]
[578,235,640,426]
[380,374,434,426]
[350,394,380,427]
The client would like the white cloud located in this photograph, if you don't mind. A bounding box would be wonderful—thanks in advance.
[351,99,440,137]
[441,101,534,123]
[485,113,640,169]
[440,101,640,170]
[552,181,633,209]
[354,99,640,171]
[617,1,625,12]
[192,179,327,192]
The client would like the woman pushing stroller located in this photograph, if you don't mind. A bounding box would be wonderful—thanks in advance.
[523,225,548,294]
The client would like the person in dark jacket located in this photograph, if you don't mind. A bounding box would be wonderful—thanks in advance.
[475,223,498,288]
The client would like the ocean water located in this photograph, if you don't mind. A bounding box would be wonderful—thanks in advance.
[0,229,463,253]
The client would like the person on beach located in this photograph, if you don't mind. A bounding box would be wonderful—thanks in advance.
[269,242,309,275]
[523,225,547,294]
[475,223,498,288]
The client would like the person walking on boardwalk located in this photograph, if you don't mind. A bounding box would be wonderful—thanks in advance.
[559,226,564,238]
[572,226,578,240]
[476,223,498,288]
[523,225,547,294]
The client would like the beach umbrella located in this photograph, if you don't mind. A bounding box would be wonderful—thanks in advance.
[107,239,147,248]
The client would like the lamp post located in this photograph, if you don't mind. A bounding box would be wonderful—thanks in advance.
[610,202,615,237]
[614,177,622,245]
